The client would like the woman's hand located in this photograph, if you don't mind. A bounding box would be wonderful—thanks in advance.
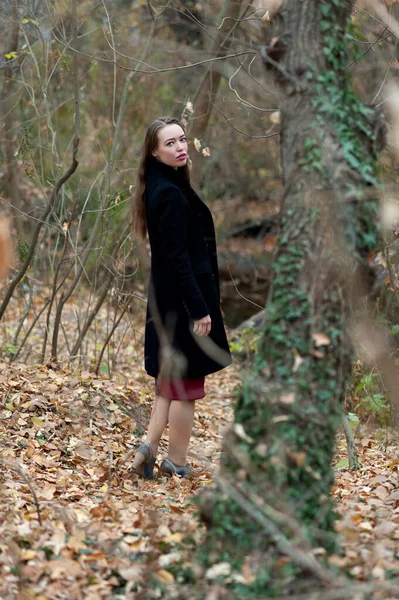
[193,314,211,336]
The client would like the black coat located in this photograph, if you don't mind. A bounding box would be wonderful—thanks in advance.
[144,158,232,379]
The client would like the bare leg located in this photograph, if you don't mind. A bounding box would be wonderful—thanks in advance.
[167,400,196,466]
[146,395,171,456]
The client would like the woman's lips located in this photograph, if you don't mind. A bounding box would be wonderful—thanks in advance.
[177,154,187,160]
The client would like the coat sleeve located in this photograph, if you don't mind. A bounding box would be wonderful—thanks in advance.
[154,187,209,321]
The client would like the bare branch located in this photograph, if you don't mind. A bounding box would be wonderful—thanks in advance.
[346,26,388,70]
[72,0,80,136]
[356,2,399,38]
[228,59,277,111]
[4,461,42,526]
[212,101,280,139]
[94,298,132,375]
[51,30,256,74]
[100,0,117,128]
[371,37,398,104]
[0,135,80,321]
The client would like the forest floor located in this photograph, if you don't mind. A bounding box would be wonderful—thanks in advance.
[0,356,398,599]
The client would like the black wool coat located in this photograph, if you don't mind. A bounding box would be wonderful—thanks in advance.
[144,158,232,379]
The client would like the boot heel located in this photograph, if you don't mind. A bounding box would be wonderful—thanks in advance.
[131,443,155,480]
[160,458,194,478]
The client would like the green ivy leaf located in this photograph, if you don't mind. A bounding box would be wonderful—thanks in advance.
[335,457,349,469]
[4,343,18,355]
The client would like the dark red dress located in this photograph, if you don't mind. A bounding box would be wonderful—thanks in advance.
[155,377,205,401]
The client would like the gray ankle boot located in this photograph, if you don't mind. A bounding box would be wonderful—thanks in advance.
[132,443,155,480]
[160,458,194,478]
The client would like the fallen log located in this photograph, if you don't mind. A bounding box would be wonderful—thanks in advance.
[218,251,272,284]
[232,309,265,333]
[223,216,279,241]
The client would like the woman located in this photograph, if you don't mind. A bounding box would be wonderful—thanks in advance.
[132,116,232,479]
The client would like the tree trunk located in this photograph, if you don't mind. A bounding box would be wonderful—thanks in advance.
[341,413,360,470]
[1,1,25,237]
[188,0,247,185]
[198,0,382,594]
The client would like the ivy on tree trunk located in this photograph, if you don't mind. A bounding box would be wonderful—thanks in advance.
[197,0,383,595]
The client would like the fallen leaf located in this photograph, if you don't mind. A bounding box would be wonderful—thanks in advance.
[119,565,143,581]
[312,332,331,347]
[194,138,201,152]
[374,520,397,536]
[156,569,175,584]
[269,111,280,125]
[272,415,290,423]
[292,350,304,372]
[261,10,270,22]
[264,233,277,252]
[159,552,182,568]
[38,484,56,500]
[106,401,119,411]
[163,532,184,544]
[359,521,373,532]
[289,451,306,466]
[74,446,93,459]
[185,101,194,114]
[20,549,36,560]
[385,490,399,504]
[280,393,295,404]
[233,423,253,443]
[46,558,84,579]
[206,562,232,580]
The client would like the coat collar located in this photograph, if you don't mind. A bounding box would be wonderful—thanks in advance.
[145,157,210,218]
[146,156,188,189]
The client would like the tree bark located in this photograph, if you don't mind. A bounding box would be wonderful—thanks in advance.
[188,0,248,185]
[198,0,382,594]
[1,1,25,237]
[341,413,360,470]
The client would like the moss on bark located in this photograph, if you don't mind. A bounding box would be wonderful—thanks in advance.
[195,1,382,596]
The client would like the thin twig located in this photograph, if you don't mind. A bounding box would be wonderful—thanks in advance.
[362,1,399,40]
[212,101,280,139]
[100,0,117,128]
[41,220,72,363]
[227,261,266,310]
[94,299,132,375]
[51,33,257,74]
[356,2,399,38]
[0,135,80,321]
[228,59,278,111]
[72,0,81,135]
[346,26,388,70]
[4,461,42,526]
[50,200,104,361]
[371,37,398,104]
[70,277,111,359]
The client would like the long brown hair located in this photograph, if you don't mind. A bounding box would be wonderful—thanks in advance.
[132,116,191,240]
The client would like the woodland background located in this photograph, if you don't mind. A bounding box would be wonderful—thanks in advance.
[0,1,399,599]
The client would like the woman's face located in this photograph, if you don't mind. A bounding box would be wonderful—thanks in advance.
[153,124,188,168]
